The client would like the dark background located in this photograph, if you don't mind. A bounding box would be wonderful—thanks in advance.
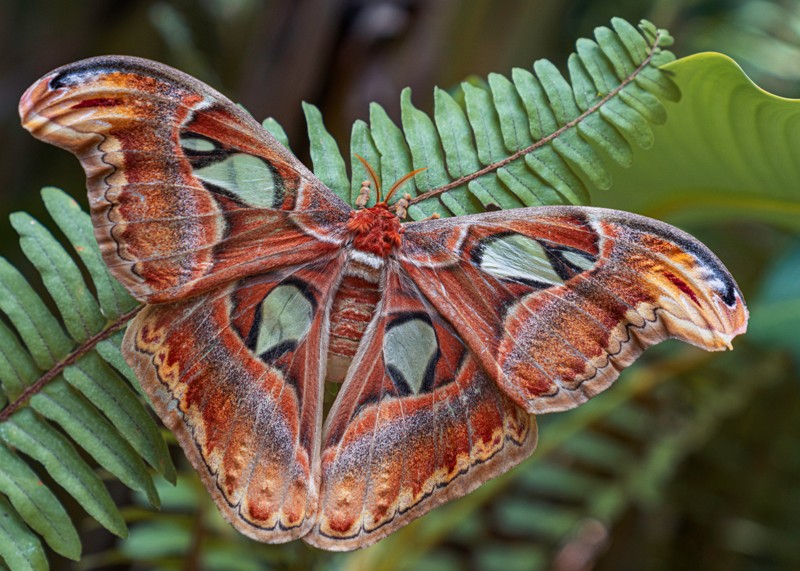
[3,0,799,237]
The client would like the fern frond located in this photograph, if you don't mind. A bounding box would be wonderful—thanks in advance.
[292,18,677,219]
[0,188,174,568]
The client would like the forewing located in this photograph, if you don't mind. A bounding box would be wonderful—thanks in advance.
[399,206,748,414]
[305,265,537,550]
[20,56,350,303]
[124,254,344,541]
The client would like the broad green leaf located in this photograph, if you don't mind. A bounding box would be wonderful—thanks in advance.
[748,239,800,362]
[596,52,800,230]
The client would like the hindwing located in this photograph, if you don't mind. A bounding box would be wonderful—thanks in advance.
[307,266,537,550]
[124,256,344,541]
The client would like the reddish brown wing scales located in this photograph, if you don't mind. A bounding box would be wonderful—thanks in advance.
[305,269,537,551]
[124,257,344,542]
[19,56,350,303]
[400,206,748,414]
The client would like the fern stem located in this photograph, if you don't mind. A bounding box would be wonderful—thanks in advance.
[0,304,143,422]
[408,31,665,206]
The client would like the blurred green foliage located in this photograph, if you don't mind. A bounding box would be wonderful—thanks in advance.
[1,1,799,570]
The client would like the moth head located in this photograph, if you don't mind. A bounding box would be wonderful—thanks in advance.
[353,154,426,218]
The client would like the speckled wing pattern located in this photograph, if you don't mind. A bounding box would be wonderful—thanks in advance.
[125,259,343,542]
[19,56,747,551]
[19,55,351,303]
[399,208,748,414]
[307,268,536,549]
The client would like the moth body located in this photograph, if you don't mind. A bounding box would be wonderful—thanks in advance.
[327,258,383,382]
[327,203,403,381]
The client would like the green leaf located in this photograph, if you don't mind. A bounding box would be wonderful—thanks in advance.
[30,380,160,507]
[0,495,47,571]
[596,52,800,231]
[62,353,173,480]
[0,408,127,537]
[0,444,80,560]
[346,350,777,571]
[302,102,349,202]
[0,182,178,563]
[0,320,38,400]
[426,87,483,216]
[41,187,136,320]
[295,20,677,220]
[261,117,289,148]
[349,119,382,206]
[369,102,417,198]
[195,20,671,225]
[611,17,649,63]
[119,521,191,559]
[10,212,105,343]
[462,82,524,210]
[400,88,450,218]
[0,258,72,369]
[749,239,800,361]
[95,334,149,398]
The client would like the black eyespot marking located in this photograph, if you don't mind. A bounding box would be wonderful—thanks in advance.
[621,218,740,307]
[258,340,298,363]
[540,243,598,280]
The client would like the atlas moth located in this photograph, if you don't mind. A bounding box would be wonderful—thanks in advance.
[19,56,747,550]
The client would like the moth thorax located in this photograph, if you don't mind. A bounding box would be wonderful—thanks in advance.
[346,204,404,258]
